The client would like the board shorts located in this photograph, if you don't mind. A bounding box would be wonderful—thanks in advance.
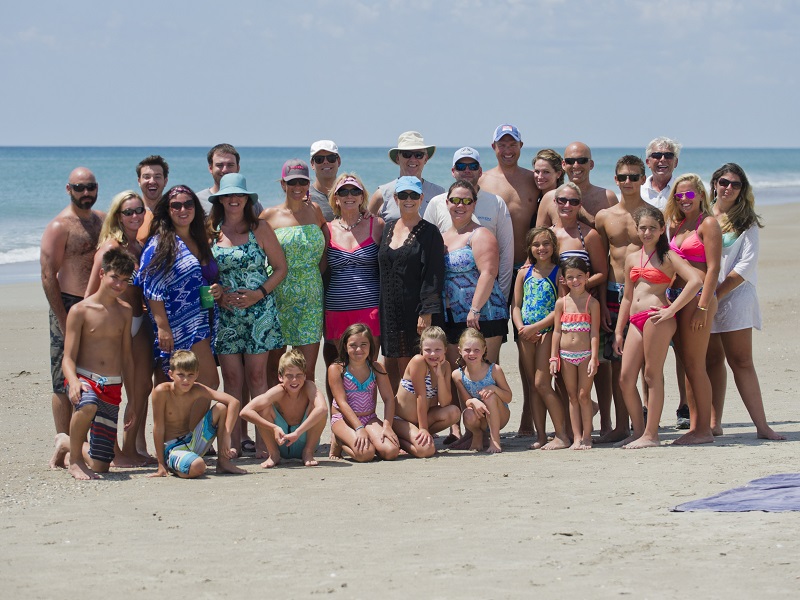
[164,409,217,474]
[50,292,83,394]
[274,405,308,460]
[71,370,123,464]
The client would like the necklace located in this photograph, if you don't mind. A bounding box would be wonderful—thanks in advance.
[338,213,364,231]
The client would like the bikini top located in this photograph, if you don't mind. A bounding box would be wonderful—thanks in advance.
[669,215,706,263]
[399,371,437,399]
[560,295,591,333]
[631,248,672,285]
[560,222,591,264]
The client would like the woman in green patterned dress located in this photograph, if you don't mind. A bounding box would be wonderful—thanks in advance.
[260,160,329,381]
[209,173,287,454]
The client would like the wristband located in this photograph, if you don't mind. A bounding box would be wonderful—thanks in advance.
[549,357,560,370]
[355,425,365,431]
[470,307,481,315]
[696,305,708,311]
[258,285,267,298]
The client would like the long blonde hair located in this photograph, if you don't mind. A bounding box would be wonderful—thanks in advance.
[663,174,711,227]
[98,190,144,246]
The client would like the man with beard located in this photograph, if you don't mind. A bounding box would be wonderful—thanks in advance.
[41,167,104,434]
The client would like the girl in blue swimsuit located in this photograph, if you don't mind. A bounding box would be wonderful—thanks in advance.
[452,328,512,453]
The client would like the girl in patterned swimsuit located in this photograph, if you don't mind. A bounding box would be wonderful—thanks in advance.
[452,328,512,453]
[511,227,570,451]
[614,206,702,449]
[392,326,461,458]
[550,257,600,450]
[327,324,400,462]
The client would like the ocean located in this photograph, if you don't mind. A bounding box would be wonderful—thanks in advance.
[2,146,798,284]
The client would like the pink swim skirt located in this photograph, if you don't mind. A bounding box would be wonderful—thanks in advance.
[324,307,380,341]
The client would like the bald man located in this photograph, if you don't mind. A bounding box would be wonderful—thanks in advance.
[41,167,105,434]
[537,141,618,228]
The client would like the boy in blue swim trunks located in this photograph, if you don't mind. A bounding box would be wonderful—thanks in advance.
[149,350,245,478]
[49,248,137,480]
[240,349,327,468]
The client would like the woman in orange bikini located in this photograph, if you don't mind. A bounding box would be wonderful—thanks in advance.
[663,174,722,445]
[614,206,702,448]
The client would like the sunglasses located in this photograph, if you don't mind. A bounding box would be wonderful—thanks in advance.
[454,162,480,172]
[69,183,98,192]
[555,196,581,207]
[400,151,426,160]
[717,178,743,190]
[169,200,195,211]
[396,191,421,200]
[312,154,339,164]
[285,179,310,187]
[616,173,643,182]
[674,191,696,200]
[120,206,145,217]
[564,157,589,165]
[336,188,362,197]
[649,152,676,160]
[448,197,475,206]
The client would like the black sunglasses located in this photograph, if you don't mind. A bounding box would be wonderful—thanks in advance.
[285,179,310,187]
[312,154,339,164]
[555,196,580,206]
[396,191,421,200]
[169,200,195,211]
[616,174,643,182]
[564,157,589,165]
[649,152,676,160]
[717,177,743,190]
[69,183,98,192]
[336,188,362,197]
[120,206,145,216]
[454,162,480,172]
[400,151,426,160]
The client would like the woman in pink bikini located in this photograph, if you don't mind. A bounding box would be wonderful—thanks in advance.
[663,174,722,445]
[613,206,702,448]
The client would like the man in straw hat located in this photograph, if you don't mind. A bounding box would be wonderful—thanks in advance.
[368,131,444,221]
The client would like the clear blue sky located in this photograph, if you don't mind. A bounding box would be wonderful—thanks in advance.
[3,1,798,148]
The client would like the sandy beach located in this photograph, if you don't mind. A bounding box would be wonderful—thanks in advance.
[1,203,799,598]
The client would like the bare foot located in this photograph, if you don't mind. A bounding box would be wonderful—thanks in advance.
[302,450,319,467]
[329,433,343,459]
[49,433,70,469]
[571,438,592,450]
[614,432,641,448]
[623,436,661,449]
[137,453,158,465]
[757,427,787,441]
[595,427,631,444]
[515,428,534,438]
[672,430,715,445]
[487,441,502,454]
[68,460,99,480]
[541,435,570,450]
[111,453,147,468]
[260,456,280,469]
[711,424,724,436]
[216,459,247,474]
[529,438,545,449]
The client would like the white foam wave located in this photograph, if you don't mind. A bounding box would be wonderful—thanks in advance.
[0,247,40,265]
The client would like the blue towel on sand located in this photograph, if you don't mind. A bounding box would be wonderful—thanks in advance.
[673,473,800,512]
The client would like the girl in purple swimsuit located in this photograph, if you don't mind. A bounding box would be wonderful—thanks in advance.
[327,324,400,462]
[613,206,702,449]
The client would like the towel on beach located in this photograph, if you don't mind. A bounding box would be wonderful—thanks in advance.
[672,473,800,512]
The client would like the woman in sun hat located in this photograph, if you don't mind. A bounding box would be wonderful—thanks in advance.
[208,173,287,454]
[367,131,445,221]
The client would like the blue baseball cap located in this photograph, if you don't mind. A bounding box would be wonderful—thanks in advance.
[492,124,522,143]
[395,176,423,194]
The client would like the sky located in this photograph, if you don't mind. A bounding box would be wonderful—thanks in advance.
[2,1,799,148]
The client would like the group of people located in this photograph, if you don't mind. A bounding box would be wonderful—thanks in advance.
[42,127,784,480]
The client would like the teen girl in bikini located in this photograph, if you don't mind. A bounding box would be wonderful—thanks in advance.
[613,206,702,448]
[550,257,600,449]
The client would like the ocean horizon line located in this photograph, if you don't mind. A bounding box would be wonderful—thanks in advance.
[3,145,800,151]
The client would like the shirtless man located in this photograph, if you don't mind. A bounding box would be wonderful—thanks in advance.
[642,137,681,211]
[309,140,339,222]
[49,248,136,480]
[537,142,618,228]
[135,155,169,244]
[594,156,650,443]
[149,350,246,478]
[478,125,539,436]
[41,167,104,434]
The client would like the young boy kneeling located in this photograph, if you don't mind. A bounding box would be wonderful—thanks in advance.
[149,350,246,478]
[240,349,327,467]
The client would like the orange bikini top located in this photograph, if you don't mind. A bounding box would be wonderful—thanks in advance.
[669,215,706,263]
[631,248,672,285]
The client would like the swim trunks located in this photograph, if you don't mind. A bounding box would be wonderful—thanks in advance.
[274,405,309,460]
[164,409,217,475]
[49,292,83,394]
[71,371,123,464]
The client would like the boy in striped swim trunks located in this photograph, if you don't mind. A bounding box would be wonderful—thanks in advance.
[149,350,246,478]
[49,248,137,480]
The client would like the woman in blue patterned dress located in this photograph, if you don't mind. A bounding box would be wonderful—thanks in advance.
[137,186,219,388]
[208,173,287,453]
[260,160,329,381]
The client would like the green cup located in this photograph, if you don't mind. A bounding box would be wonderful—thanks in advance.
[199,286,214,309]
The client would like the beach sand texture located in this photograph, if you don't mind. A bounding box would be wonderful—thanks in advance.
[1,204,799,598]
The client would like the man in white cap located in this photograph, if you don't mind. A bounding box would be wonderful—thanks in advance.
[423,147,514,302]
[308,140,339,222]
[368,131,444,221]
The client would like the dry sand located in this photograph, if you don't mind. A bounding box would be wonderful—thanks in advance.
[2,204,799,598]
